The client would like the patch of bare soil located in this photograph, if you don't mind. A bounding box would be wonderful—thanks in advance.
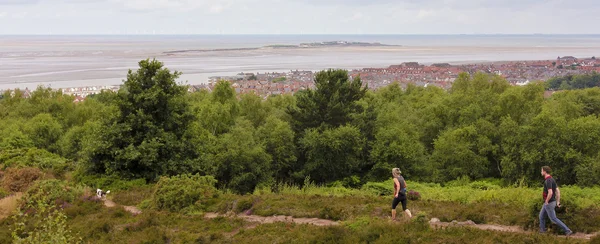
[101,198,142,215]
[429,218,598,240]
[205,212,339,227]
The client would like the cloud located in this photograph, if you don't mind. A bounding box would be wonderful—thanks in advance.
[108,0,238,13]
[0,0,598,34]
[416,9,435,19]
[295,0,597,10]
[12,11,28,18]
[0,0,102,4]
[0,0,40,4]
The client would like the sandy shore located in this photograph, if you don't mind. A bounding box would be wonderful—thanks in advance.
[1,39,599,90]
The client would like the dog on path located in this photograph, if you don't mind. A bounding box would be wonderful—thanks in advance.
[96,189,110,199]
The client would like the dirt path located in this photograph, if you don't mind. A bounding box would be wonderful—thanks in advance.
[204,212,339,227]
[101,198,142,215]
[429,218,598,240]
[98,198,597,241]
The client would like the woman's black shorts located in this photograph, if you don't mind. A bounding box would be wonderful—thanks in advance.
[392,197,407,211]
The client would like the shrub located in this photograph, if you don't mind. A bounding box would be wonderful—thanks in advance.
[73,173,146,191]
[1,167,43,192]
[111,185,154,206]
[0,188,8,199]
[235,198,254,213]
[468,181,501,190]
[0,148,70,175]
[407,190,421,201]
[150,174,219,212]
[361,181,392,196]
[319,206,346,220]
[21,180,85,209]
[11,199,81,244]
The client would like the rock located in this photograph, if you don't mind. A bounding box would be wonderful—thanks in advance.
[429,218,440,224]
[465,220,475,225]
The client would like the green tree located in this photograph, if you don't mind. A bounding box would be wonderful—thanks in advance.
[195,81,239,135]
[289,69,367,132]
[206,119,272,194]
[24,113,63,153]
[298,125,364,183]
[239,93,269,127]
[370,122,425,181]
[86,59,196,180]
[0,120,33,150]
[430,126,489,182]
[257,116,297,182]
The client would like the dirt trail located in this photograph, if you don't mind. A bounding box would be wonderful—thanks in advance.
[204,212,339,227]
[429,218,599,240]
[205,212,598,240]
[97,197,598,240]
[101,198,142,215]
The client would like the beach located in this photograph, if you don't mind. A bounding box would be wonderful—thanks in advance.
[2,35,600,90]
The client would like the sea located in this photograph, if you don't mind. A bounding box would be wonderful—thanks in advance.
[1,34,600,90]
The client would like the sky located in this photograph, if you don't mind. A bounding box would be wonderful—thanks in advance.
[0,0,599,35]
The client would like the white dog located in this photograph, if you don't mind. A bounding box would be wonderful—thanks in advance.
[96,189,110,198]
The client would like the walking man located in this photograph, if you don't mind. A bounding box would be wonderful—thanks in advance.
[539,166,573,236]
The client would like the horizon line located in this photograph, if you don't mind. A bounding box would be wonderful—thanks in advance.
[2,33,600,36]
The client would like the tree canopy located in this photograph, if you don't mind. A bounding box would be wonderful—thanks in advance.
[3,59,600,193]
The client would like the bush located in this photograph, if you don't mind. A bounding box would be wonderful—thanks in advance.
[361,181,392,196]
[468,181,501,190]
[407,190,421,201]
[73,173,146,191]
[1,167,43,192]
[150,174,219,212]
[235,198,254,213]
[11,200,81,244]
[0,187,8,199]
[22,180,85,209]
[111,185,154,206]
[0,148,70,175]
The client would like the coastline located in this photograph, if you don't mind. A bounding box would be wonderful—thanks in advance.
[2,35,600,90]
[0,56,596,91]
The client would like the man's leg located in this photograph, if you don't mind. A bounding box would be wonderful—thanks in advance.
[545,202,572,234]
[539,203,548,232]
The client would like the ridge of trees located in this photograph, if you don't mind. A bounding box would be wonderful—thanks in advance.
[2,59,600,194]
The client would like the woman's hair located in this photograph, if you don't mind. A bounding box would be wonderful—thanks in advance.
[392,168,401,176]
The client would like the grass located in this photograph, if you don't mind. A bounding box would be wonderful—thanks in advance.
[221,180,600,233]
[65,201,247,243]
[229,220,585,244]
[6,194,585,244]
[2,171,599,243]
[110,185,154,206]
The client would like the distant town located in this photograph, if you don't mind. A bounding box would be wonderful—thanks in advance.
[1,56,598,102]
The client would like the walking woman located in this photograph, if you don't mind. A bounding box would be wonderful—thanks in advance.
[391,168,412,220]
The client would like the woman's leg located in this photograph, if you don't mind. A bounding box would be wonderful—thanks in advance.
[392,198,400,220]
[401,199,412,218]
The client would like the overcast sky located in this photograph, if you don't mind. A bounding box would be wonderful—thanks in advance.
[1,0,599,35]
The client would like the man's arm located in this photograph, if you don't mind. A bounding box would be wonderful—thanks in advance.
[393,178,400,198]
[545,189,553,204]
[556,187,561,206]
